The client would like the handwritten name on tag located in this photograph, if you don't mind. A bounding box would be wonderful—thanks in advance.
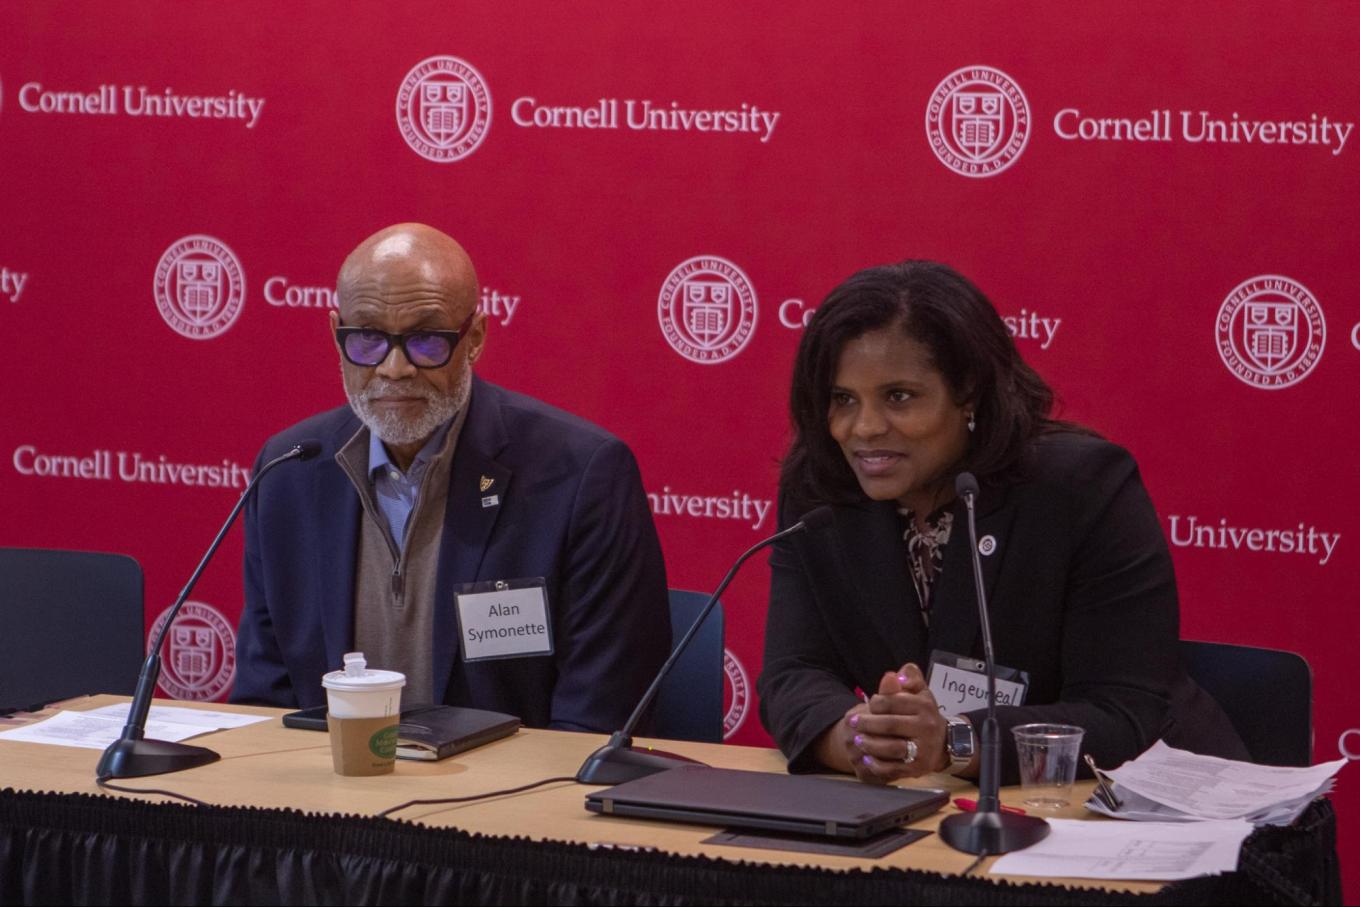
[457,585,552,661]
[929,663,1026,715]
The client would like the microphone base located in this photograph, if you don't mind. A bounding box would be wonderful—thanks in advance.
[96,737,220,781]
[938,809,1050,856]
[575,732,706,785]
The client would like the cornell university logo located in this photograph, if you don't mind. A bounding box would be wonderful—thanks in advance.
[396,55,492,162]
[926,66,1031,177]
[1216,275,1326,389]
[153,235,245,339]
[657,256,758,364]
[148,601,237,701]
[722,649,751,740]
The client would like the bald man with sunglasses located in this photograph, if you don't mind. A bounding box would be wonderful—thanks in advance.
[231,224,671,731]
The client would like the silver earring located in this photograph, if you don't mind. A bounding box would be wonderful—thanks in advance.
[967,412,976,433]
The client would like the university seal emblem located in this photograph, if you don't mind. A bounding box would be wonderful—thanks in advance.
[926,66,1031,178]
[396,55,492,162]
[153,235,245,339]
[1216,275,1325,389]
[657,256,758,364]
[147,600,237,701]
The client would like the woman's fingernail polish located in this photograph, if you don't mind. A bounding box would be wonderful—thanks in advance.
[897,674,908,686]
[853,734,864,748]
[849,714,860,729]
[862,755,873,766]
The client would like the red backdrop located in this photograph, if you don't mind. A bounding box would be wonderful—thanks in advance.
[1,1,1355,890]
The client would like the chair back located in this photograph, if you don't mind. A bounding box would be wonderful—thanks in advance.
[1180,639,1312,767]
[651,589,725,743]
[0,548,144,711]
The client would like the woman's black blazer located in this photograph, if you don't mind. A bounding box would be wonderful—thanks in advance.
[758,431,1245,782]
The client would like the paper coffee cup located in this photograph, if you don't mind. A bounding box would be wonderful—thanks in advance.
[321,652,405,776]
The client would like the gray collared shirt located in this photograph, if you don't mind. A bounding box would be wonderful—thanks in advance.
[368,420,453,547]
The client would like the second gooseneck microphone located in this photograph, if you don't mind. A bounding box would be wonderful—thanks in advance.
[575,506,833,785]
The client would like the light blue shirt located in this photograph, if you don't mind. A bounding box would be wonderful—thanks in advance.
[368,420,454,548]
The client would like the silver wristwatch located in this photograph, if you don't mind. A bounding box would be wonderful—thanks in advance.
[944,715,976,774]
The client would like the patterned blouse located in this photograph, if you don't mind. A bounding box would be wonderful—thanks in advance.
[898,507,954,626]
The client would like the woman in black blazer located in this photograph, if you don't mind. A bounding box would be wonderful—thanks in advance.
[758,261,1244,785]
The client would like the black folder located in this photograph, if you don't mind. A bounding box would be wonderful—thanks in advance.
[281,704,520,760]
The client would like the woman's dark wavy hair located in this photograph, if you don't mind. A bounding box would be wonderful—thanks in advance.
[781,260,1078,507]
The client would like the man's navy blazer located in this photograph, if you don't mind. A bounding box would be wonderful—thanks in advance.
[231,377,671,732]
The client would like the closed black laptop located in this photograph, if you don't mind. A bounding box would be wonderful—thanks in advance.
[584,765,948,838]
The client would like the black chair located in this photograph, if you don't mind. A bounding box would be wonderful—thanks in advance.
[0,548,144,712]
[1180,639,1312,767]
[650,589,725,743]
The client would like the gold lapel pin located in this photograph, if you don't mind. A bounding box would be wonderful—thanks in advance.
[480,475,494,493]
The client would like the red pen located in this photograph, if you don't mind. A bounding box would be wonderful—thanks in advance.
[953,797,1027,816]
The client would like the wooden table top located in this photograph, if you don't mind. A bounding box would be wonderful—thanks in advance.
[0,695,1160,893]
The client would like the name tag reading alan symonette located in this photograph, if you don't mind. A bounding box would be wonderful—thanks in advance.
[456,579,554,662]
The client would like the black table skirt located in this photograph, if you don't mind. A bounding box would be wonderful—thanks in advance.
[0,789,1341,906]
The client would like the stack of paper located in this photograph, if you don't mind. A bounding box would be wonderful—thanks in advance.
[0,703,270,750]
[1087,740,1346,826]
[990,817,1254,881]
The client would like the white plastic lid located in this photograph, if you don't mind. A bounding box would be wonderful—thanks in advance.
[321,652,406,693]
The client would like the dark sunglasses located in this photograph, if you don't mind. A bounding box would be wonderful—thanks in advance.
[335,311,476,369]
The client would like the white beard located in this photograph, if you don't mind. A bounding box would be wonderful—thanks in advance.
[346,359,471,446]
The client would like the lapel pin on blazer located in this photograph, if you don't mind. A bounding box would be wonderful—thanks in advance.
[480,476,500,507]
[978,534,998,556]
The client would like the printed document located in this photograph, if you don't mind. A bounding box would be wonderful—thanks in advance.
[1101,741,1345,823]
[84,703,271,730]
[990,818,1253,881]
[0,705,268,750]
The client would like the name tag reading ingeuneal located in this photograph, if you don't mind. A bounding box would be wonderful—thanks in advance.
[456,579,554,662]
[926,650,1029,717]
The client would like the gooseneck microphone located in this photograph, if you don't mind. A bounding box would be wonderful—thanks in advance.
[95,440,322,781]
[575,506,834,785]
[938,472,1050,855]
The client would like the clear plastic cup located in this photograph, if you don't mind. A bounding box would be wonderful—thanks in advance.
[1012,723,1085,809]
[321,652,405,776]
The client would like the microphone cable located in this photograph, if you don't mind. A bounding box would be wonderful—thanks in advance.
[376,775,577,818]
[961,850,989,877]
[96,776,210,807]
[94,773,578,817]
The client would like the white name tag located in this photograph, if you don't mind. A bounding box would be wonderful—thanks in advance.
[928,662,1027,716]
[455,580,554,662]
